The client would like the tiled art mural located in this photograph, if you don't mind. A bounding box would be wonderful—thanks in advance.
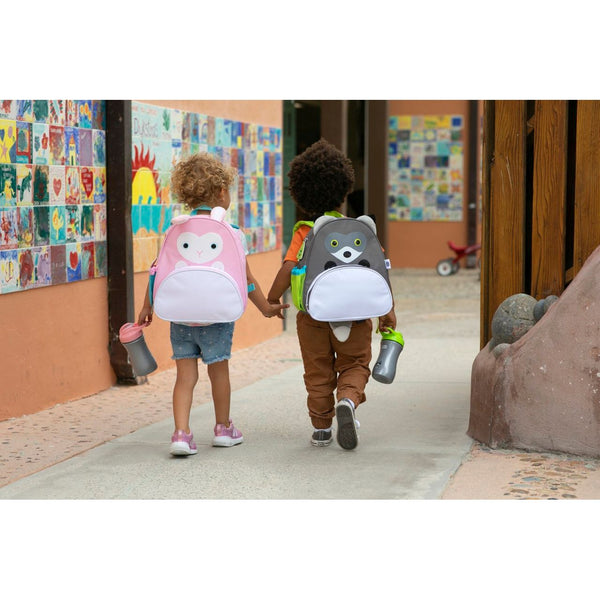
[388,115,464,222]
[132,102,283,272]
[0,100,106,294]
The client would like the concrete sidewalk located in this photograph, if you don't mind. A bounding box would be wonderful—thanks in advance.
[2,268,600,499]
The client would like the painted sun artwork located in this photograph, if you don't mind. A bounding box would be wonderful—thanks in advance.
[388,115,464,222]
[0,100,106,294]
[131,102,283,272]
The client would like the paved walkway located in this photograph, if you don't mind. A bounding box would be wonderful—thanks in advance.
[2,268,600,499]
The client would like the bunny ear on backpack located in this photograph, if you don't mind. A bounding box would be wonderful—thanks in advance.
[211,206,227,222]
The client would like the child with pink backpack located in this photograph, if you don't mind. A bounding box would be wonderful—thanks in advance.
[137,153,287,456]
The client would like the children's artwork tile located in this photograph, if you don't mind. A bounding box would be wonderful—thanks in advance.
[65,101,78,127]
[66,242,82,282]
[93,168,106,203]
[65,127,80,166]
[49,165,65,204]
[78,101,93,129]
[92,101,105,130]
[16,121,31,164]
[92,130,106,166]
[0,100,107,294]
[50,243,67,285]
[50,205,67,244]
[0,100,17,119]
[16,101,33,122]
[0,119,18,163]
[79,167,94,203]
[131,102,284,271]
[17,165,33,206]
[388,114,464,222]
[94,240,107,277]
[49,126,65,165]
[0,164,17,204]
[78,128,93,167]
[33,101,49,123]
[65,166,80,204]
[32,123,50,164]
[33,165,49,204]
[49,100,65,126]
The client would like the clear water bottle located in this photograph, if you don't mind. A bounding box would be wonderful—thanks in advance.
[372,328,404,384]
[119,322,158,376]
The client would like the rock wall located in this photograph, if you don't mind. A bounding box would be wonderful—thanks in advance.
[468,245,600,457]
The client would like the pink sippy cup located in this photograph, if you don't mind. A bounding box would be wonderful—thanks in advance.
[119,322,157,376]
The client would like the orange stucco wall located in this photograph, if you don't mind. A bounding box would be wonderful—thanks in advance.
[0,100,283,421]
[386,100,478,268]
[0,278,115,421]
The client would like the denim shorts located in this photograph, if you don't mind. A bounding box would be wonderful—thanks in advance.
[170,322,234,364]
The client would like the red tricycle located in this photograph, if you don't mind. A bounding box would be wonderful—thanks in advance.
[436,240,481,276]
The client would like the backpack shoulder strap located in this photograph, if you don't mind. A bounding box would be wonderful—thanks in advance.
[293,220,314,233]
[292,210,343,234]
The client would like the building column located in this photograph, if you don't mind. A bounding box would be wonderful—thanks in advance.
[365,100,389,251]
[105,100,139,383]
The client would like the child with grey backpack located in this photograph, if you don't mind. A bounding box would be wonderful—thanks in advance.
[268,139,397,450]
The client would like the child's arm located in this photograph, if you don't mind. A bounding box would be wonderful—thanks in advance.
[378,301,397,333]
[246,261,289,318]
[267,260,295,305]
[137,283,153,326]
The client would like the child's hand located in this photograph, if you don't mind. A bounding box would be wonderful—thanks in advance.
[137,305,153,326]
[263,299,290,319]
[378,309,397,333]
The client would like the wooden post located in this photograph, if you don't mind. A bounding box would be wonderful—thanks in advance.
[573,100,600,277]
[105,100,138,383]
[483,100,527,345]
[530,100,568,298]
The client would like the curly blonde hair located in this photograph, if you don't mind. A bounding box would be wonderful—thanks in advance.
[170,152,237,209]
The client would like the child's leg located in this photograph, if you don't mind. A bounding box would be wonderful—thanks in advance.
[333,319,373,408]
[207,359,231,425]
[296,312,337,429]
[173,358,199,432]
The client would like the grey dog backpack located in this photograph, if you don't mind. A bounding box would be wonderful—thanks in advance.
[290,214,393,322]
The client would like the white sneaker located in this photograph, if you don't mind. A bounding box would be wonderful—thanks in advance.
[335,398,359,450]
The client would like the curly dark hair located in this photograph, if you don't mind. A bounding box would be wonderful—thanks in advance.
[171,152,236,209]
[288,138,355,217]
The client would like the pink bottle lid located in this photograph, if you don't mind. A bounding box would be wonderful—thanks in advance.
[119,322,147,344]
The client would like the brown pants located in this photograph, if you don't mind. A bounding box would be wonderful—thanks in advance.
[296,312,373,429]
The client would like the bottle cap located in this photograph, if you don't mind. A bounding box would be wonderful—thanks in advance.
[380,328,404,345]
[119,322,147,344]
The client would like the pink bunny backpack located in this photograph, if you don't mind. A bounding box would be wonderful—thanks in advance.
[151,206,247,323]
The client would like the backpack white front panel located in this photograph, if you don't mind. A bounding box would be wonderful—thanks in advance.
[306,266,393,322]
[154,267,245,323]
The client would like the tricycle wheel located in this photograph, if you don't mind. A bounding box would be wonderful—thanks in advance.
[452,262,460,274]
[436,258,455,276]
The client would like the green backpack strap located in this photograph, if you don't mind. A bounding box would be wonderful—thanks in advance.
[293,219,314,234]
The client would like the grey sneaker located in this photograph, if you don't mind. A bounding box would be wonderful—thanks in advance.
[311,429,333,447]
[336,398,359,450]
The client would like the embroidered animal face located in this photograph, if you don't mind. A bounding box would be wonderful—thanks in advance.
[324,231,367,263]
[176,231,223,264]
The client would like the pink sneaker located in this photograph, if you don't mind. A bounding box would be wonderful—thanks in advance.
[170,430,198,456]
[213,419,243,447]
